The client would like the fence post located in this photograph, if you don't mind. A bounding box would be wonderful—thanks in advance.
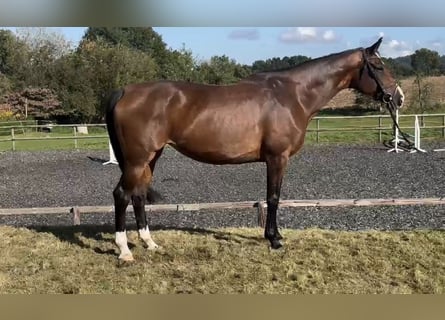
[442,115,445,138]
[11,128,15,151]
[378,116,382,143]
[316,118,320,143]
[73,126,78,150]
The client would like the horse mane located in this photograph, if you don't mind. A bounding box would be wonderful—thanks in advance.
[252,47,363,76]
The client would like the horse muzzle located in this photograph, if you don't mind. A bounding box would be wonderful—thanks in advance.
[393,85,405,109]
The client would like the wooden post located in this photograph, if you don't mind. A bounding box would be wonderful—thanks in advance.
[442,115,445,138]
[11,128,15,151]
[316,118,320,143]
[73,126,78,150]
[378,116,382,143]
[71,207,81,225]
[256,201,267,228]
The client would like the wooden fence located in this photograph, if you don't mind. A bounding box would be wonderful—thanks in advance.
[1,197,444,227]
[1,114,444,151]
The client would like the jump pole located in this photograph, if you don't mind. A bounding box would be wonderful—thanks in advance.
[103,140,118,165]
[410,115,426,153]
[387,109,402,153]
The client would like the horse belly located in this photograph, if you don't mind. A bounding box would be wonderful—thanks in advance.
[169,128,262,164]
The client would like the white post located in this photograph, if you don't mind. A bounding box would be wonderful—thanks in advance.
[411,115,426,153]
[73,126,78,150]
[387,110,402,153]
[103,140,118,165]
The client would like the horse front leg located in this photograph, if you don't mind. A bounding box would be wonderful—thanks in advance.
[265,153,288,249]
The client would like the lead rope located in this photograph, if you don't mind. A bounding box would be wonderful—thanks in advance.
[385,99,420,152]
[362,51,419,152]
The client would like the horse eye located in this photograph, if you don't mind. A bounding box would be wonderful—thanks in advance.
[370,62,384,71]
[375,65,384,71]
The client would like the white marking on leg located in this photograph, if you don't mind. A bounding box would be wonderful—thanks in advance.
[139,226,159,250]
[115,231,134,261]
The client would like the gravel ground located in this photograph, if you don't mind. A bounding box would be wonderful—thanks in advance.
[0,143,444,231]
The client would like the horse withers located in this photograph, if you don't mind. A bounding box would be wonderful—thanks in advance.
[105,37,404,262]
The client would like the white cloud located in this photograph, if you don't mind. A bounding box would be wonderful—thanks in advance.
[380,39,413,57]
[322,30,336,41]
[279,27,338,43]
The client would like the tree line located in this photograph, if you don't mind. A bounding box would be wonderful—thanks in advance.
[1,27,444,123]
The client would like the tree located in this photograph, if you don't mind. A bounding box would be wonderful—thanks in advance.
[440,55,445,75]
[162,46,201,82]
[382,57,413,78]
[0,29,18,76]
[81,27,170,78]
[251,55,310,73]
[354,92,384,113]
[198,55,241,85]
[234,63,252,79]
[0,74,12,95]
[411,48,441,76]
[0,29,31,90]
[409,73,434,118]
[55,39,159,122]
[0,28,75,120]
[3,88,62,119]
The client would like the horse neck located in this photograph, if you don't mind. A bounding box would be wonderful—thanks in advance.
[286,50,363,117]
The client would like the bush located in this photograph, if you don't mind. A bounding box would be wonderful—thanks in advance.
[0,110,17,121]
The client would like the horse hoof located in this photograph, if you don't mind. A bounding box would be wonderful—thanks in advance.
[270,240,283,250]
[144,240,160,250]
[147,244,160,251]
[117,259,135,268]
[118,253,134,262]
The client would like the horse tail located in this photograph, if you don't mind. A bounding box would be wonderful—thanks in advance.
[104,89,164,203]
[105,89,125,172]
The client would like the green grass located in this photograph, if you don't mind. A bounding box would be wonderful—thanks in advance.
[0,225,443,294]
[0,127,108,151]
[306,114,445,144]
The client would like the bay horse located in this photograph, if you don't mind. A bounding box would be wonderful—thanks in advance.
[105,37,404,262]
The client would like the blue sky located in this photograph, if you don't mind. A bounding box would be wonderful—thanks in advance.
[4,27,445,64]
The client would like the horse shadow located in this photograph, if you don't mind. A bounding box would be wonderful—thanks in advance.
[87,156,107,164]
[27,223,265,258]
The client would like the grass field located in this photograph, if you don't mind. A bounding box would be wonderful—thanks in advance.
[0,225,443,294]
[0,125,109,151]
[0,114,444,151]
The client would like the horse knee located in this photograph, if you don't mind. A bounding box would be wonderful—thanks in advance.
[131,193,145,208]
[267,194,279,210]
[113,184,130,204]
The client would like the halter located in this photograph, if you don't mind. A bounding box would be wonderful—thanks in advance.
[361,50,418,151]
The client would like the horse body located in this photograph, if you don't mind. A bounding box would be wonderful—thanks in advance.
[106,38,405,261]
[115,81,295,164]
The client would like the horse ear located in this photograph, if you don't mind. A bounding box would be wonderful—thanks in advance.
[366,37,383,55]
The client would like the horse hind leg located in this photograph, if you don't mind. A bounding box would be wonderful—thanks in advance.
[146,148,164,204]
[113,177,133,261]
[139,149,165,248]
[128,161,159,250]
[114,160,158,261]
